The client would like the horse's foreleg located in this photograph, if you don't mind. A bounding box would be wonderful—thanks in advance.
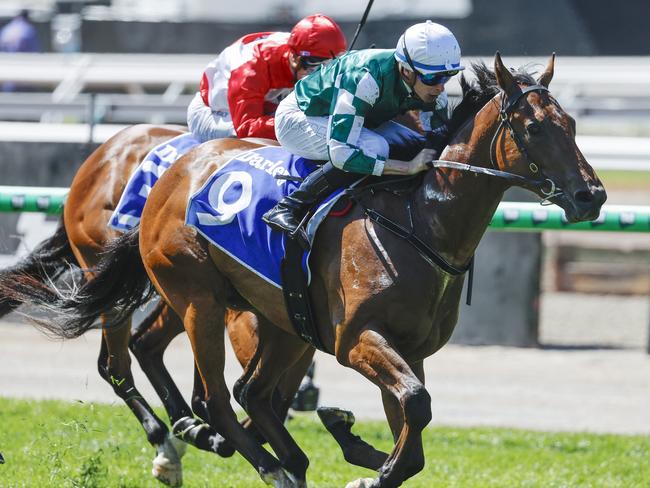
[234,321,312,486]
[381,385,405,441]
[342,328,431,488]
[315,358,408,473]
[99,317,183,487]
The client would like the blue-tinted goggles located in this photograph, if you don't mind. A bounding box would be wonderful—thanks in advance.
[417,70,459,86]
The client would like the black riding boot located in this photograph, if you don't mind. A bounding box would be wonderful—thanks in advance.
[262,162,358,249]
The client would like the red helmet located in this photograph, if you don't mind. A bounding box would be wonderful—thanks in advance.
[288,14,347,59]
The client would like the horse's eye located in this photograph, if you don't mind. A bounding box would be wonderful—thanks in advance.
[526,122,541,136]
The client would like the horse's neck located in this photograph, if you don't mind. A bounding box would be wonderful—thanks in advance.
[415,99,509,267]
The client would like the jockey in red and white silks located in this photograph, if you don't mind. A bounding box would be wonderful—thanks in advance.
[187,14,347,142]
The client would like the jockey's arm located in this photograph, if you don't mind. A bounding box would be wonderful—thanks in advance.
[327,70,433,177]
[227,59,277,140]
[326,70,388,176]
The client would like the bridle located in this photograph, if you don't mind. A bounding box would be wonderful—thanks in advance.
[488,84,563,203]
[422,83,565,205]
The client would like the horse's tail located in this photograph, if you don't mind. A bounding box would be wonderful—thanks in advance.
[0,226,154,339]
[0,218,76,318]
[52,227,155,338]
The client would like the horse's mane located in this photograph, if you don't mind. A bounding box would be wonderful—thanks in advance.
[447,62,538,137]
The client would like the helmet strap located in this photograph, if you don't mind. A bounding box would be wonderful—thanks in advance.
[399,37,422,93]
[401,37,421,79]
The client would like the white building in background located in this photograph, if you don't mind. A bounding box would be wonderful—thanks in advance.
[2,0,472,21]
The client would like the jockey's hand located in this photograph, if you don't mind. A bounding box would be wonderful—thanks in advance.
[382,148,438,175]
[409,148,438,174]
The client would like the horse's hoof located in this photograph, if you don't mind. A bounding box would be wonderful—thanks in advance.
[260,467,301,488]
[344,478,376,488]
[317,406,355,429]
[152,454,183,487]
[152,435,183,487]
[285,471,308,488]
[210,433,236,458]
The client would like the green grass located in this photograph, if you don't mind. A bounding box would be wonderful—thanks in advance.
[0,398,649,487]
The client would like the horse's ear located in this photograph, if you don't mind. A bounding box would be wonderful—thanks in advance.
[494,52,516,93]
[537,52,555,87]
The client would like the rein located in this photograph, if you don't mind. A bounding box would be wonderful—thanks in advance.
[427,158,546,191]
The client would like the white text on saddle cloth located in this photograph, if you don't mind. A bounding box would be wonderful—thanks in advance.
[154,143,181,164]
[237,151,291,186]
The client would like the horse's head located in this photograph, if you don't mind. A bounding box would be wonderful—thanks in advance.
[491,52,606,222]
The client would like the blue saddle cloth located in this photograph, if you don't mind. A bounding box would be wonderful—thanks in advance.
[109,133,200,231]
[186,146,343,288]
[110,122,425,235]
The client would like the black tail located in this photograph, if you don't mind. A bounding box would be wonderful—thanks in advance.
[0,226,154,339]
[54,226,155,338]
[0,219,76,317]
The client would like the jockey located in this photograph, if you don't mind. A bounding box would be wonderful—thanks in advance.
[187,14,347,142]
[263,21,464,248]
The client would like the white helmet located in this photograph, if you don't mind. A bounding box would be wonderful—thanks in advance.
[394,20,464,75]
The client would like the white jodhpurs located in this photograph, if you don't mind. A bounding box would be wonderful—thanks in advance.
[275,92,389,172]
[186,92,236,143]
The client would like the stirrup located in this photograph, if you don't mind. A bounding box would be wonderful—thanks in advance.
[288,227,310,251]
[288,211,312,250]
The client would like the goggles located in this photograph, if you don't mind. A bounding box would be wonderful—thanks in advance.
[417,69,459,86]
[300,56,329,68]
[401,37,459,86]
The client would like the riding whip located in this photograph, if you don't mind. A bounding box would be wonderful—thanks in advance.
[348,0,375,51]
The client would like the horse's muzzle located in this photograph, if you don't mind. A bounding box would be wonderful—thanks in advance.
[564,185,607,222]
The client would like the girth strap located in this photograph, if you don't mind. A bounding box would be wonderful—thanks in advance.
[360,204,471,276]
[360,202,475,305]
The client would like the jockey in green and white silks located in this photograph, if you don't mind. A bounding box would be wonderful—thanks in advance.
[263,21,464,248]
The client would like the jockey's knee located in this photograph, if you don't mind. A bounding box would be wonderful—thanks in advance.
[329,158,347,171]
[187,96,234,142]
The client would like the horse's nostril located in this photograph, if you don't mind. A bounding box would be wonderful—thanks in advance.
[574,190,594,204]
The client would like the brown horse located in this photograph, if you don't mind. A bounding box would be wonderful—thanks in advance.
[0,124,313,486]
[11,53,606,487]
[73,53,602,487]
